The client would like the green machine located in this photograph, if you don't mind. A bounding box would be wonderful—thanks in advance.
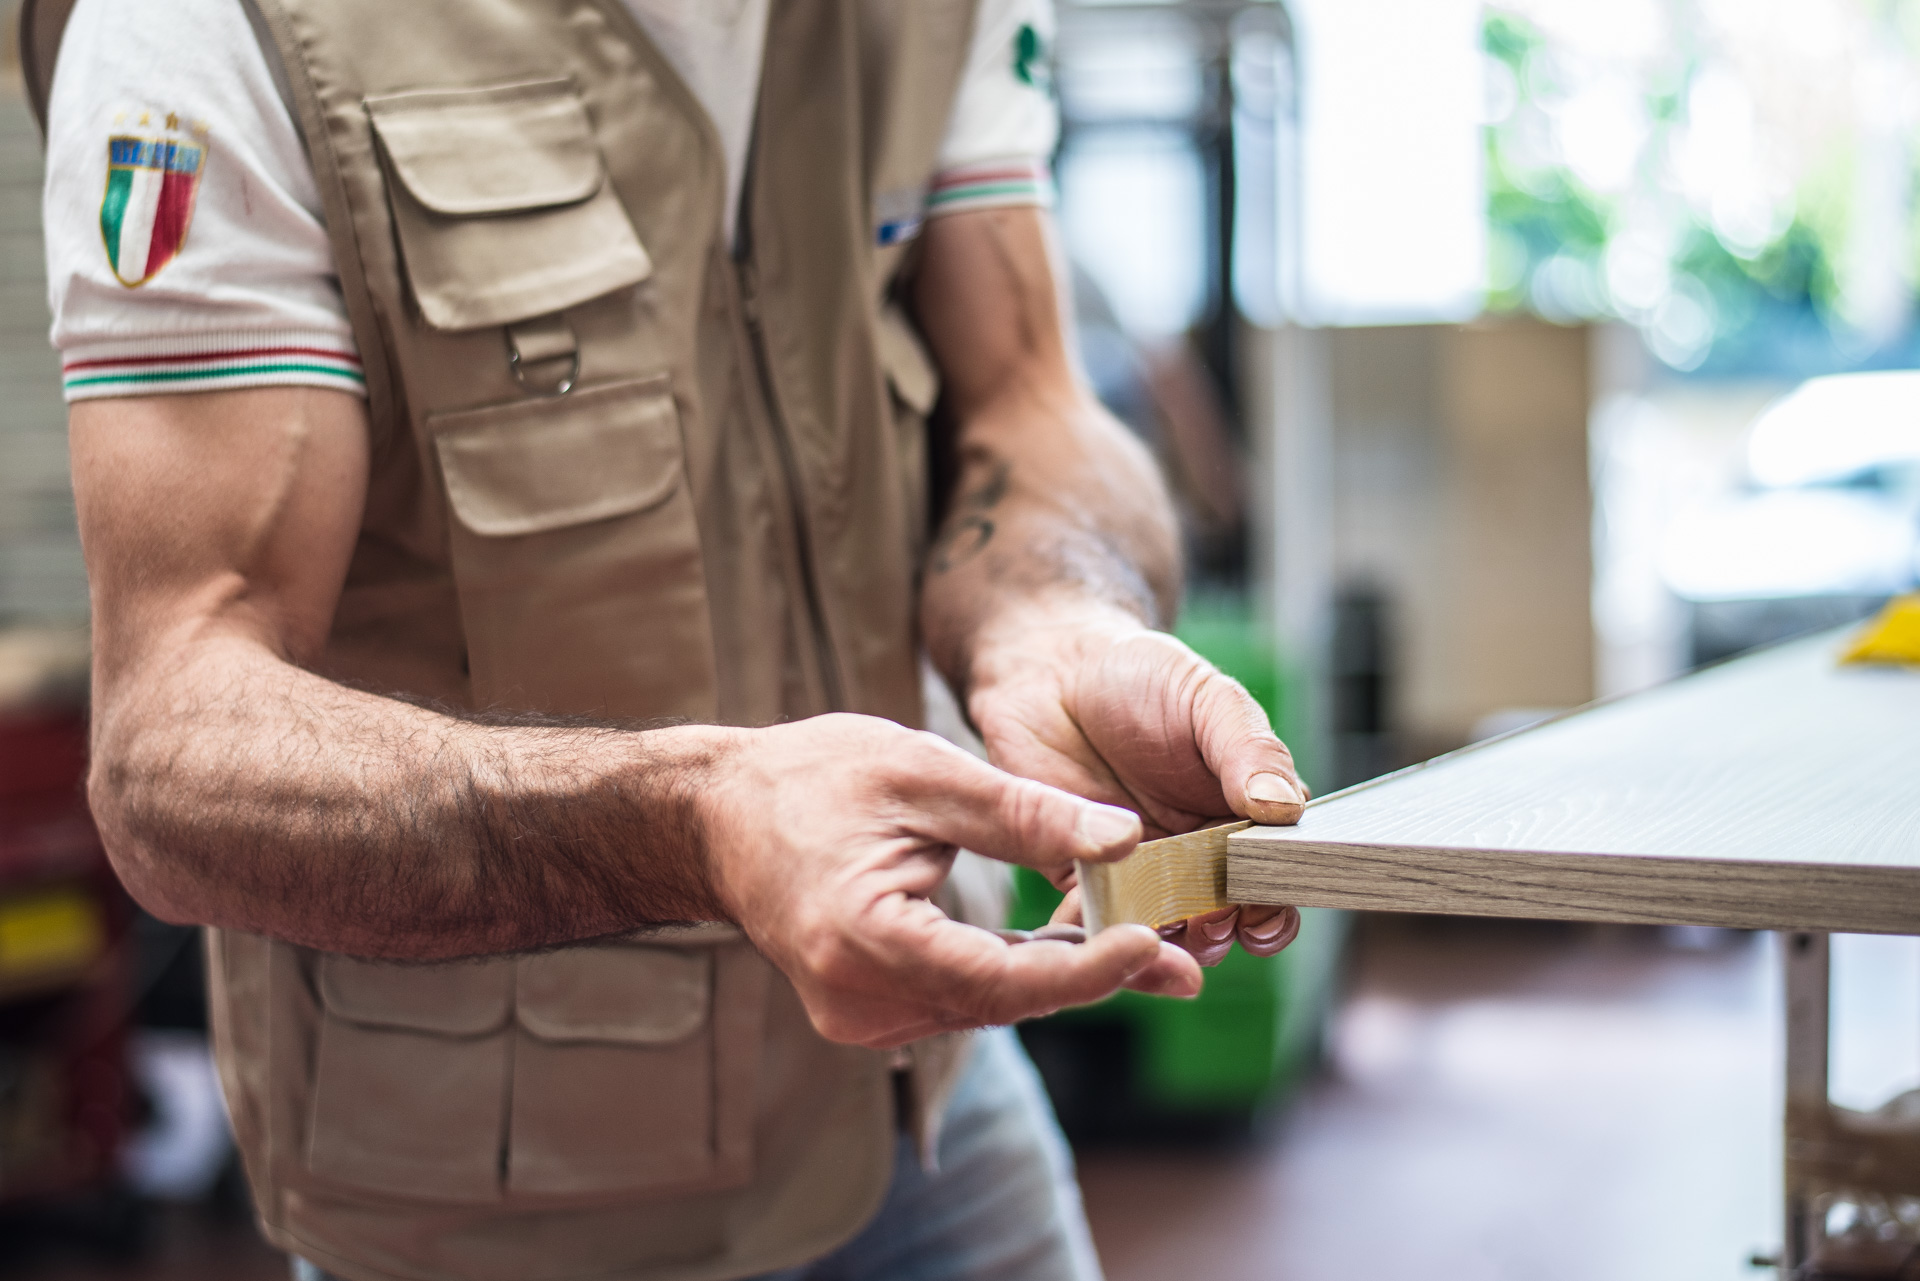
[1008,598,1348,1138]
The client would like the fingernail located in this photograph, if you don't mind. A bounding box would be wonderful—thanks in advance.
[1075,803,1140,853]
[1246,772,1302,807]
[1245,910,1296,943]
[1199,914,1234,943]
[1153,971,1202,998]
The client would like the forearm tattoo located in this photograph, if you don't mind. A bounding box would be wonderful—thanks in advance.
[930,458,1011,573]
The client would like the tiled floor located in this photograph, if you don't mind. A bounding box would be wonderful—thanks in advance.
[10,915,1906,1281]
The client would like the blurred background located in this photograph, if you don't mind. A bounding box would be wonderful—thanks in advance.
[3,0,1920,1278]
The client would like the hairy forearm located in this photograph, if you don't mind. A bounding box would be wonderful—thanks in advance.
[92,634,730,959]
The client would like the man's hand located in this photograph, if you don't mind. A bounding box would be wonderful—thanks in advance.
[970,607,1306,968]
[703,713,1201,1048]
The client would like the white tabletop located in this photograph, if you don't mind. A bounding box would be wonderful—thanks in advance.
[1229,630,1920,933]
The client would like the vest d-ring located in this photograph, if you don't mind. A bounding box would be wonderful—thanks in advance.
[506,313,578,397]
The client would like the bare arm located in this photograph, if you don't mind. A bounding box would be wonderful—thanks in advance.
[74,386,1182,1043]
[914,207,1177,674]
[913,208,1307,962]
[75,388,724,957]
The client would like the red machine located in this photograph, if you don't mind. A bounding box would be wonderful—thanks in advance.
[0,705,135,1220]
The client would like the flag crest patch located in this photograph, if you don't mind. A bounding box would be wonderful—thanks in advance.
[100,118,207,288]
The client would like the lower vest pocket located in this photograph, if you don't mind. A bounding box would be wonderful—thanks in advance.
[306,956,514,1202]
[505,941,764,1198]
[303,939,769,1206]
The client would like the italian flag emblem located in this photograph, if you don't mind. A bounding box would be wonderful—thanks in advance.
[101,126,206,288]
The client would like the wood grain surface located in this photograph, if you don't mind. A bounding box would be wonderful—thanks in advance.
[1228,631,1920,933]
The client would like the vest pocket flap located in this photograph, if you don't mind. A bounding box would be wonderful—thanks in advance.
[515,945,711,1044]
[434,377,682,536]
[316,954,514,1036]
[877,304,939,415]
[367,79,603,215]
[367,79,653,329]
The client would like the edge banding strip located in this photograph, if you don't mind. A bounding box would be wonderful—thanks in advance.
[1077,820,1253,931]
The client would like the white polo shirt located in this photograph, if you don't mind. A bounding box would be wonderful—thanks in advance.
[44,0,1058,401]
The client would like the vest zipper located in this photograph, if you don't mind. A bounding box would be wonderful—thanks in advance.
[737,262,848,713]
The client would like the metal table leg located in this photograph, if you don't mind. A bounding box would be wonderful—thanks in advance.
[1779,931,1920,1279]
[1784,931,1831,1277]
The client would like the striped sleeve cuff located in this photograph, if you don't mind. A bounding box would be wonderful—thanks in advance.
[925,158,1055,218]
[61,330,366,401]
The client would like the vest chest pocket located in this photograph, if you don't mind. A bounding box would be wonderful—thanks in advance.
[366,78,653,330]
[429,376,718,720]
[306,941,768,1206]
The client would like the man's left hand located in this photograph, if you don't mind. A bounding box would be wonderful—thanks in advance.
[966,605,1309,972]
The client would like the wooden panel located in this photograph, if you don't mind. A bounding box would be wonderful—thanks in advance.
[1324,320,1592,751]
[1433,320,1593,734]
[1228,631,1920,933]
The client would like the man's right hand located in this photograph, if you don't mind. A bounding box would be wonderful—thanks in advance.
[72,388,1196,1049]
[703,712,1201,1049]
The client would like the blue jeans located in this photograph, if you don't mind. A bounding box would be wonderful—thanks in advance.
[751,1026,1102,1281]
[295,1027,1102,1281]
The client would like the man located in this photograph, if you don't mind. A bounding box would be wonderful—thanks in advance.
[32,1,1307,1278]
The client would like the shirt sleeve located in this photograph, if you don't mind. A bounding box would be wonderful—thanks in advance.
[43,0,364,401]
[927,0,1059,217]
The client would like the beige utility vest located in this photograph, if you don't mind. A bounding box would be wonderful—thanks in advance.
[27,0,983,1277]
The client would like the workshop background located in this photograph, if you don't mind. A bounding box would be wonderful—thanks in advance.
[2,0,1919,1278]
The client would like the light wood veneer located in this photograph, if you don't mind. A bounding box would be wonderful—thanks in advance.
[1229,631,1920,933]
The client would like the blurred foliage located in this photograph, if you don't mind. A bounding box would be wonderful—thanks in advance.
[1481,4,1918,376]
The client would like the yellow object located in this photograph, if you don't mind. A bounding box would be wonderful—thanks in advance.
[1078,820,1253,931]
[1841,593,1920,667]
[0,888,103,978]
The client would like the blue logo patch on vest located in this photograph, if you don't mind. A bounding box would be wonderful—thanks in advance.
[873,186,927,247]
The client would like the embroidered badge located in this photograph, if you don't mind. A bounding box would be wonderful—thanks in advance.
[1012,23,1052,92]
[100,113,208,288]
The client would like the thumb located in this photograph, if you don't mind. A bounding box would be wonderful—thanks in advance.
[1191,669,1308,825]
